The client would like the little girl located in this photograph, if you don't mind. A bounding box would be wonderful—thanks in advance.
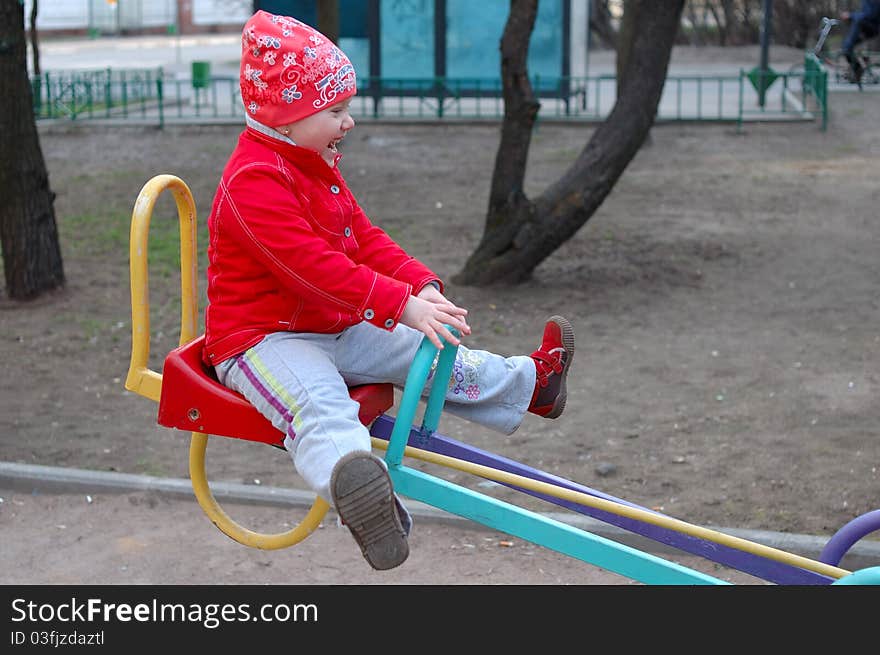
[205,10,576,571]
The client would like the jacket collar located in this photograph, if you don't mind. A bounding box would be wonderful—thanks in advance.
[242,124,344,178]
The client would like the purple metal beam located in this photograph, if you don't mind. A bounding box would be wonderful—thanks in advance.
[819,509,880,566]
[370,415,832,585]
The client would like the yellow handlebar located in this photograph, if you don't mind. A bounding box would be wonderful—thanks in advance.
[125,174,199,402]
[125,174,328,549]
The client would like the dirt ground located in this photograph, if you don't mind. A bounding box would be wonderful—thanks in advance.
[0,489,769,585]
[1,63,878,584]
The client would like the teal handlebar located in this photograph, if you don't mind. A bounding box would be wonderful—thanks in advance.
[383,327,461,466]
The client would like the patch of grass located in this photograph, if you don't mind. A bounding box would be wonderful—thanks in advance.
[61,209,134,254]
[78,316,103,340]
[60,209,208,279]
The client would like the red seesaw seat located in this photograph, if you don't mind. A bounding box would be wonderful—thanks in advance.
[157,334,395,448]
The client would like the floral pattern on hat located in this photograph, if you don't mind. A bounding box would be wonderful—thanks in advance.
[239,10,357,127]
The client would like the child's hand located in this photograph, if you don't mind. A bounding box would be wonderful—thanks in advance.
[417,285,471,334]
[400,289,470,350]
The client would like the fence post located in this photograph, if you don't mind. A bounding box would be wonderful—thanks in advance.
[737,69,745,133]
[31,74,43,117]
[436,77,445,119]
[372,77,380,119]
[103,69,111,118]
[71,76,78,120]
[121,69,128,118]
[45,72,54,118]
[85,77,93,119]
[157,72,165,130]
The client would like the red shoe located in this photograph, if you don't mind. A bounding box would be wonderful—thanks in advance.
[528,316,575,419]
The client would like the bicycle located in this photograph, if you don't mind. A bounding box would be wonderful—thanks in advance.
[810,16,879,88]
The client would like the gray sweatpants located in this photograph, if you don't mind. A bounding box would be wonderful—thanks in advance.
[215,321,535,504]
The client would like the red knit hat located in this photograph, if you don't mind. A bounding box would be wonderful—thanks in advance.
[239,10,357,127]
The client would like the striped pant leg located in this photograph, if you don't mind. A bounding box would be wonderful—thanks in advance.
[217,331,371,503]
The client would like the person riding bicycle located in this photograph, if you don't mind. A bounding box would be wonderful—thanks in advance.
[841,0,880,82]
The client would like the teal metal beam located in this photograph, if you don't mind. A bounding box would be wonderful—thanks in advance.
[389,465,729,585]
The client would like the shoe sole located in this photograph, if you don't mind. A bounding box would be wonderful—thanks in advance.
[330,451,409,570]
[545,315,575,419]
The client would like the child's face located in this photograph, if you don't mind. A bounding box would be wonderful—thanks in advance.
[281,98,356,164]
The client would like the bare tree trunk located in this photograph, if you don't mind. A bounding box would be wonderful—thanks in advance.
[317,0,340,44]
[617,0,638,95]
[589,0,618,50]
[738,0,762,45]
[29,0,42,115]
[29,0,40,75]
[772,0,850,49]
[617,1,653,146]
[454,0,686,286]
[708,0,729,46]
[472,0,540,263]
[685,0,704,45]
[0,0,64,300]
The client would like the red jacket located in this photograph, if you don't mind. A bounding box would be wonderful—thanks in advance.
[203,127,440,365]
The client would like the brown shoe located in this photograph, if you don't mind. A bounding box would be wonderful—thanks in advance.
[528,316,575,419]
[330,451,409,570]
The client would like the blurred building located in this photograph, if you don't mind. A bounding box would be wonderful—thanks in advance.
[25,1,590,81]
[23,0,250,36]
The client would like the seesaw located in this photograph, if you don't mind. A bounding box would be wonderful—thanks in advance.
[125,174,880,585]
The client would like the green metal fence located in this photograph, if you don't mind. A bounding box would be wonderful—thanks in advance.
[31,66,828,130]
[803,53,829,131]
[31,68,166,121]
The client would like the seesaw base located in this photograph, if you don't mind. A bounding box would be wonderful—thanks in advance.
[388,461,728,585]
